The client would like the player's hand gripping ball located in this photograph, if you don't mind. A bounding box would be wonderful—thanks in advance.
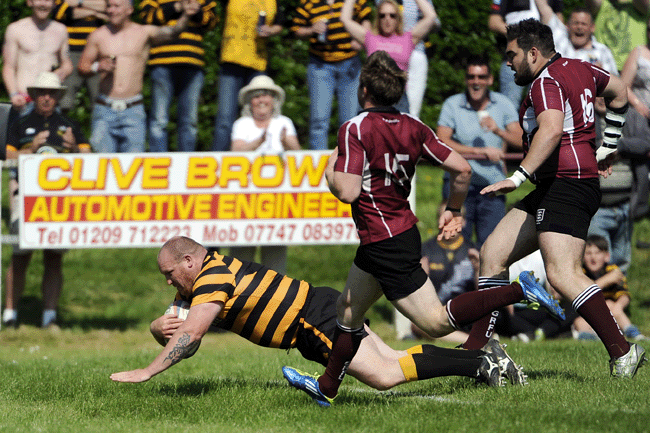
[163,300,200,357]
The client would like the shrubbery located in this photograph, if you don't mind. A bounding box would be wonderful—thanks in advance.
[1,0,583,150]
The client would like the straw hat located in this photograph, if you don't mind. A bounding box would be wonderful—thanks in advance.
[238,75,285,106]
[27,72,67,99]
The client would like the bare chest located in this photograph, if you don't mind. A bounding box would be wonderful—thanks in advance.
[98,26,150,59]
[17,26,64,57]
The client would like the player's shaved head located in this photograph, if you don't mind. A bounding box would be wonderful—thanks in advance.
[159,236,205,263]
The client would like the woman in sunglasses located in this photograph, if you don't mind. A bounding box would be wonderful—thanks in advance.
[340,0,438,112]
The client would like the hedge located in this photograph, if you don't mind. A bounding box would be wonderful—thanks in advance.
[1,0,583,150]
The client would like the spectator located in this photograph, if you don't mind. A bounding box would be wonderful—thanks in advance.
[341,0,437,113]
[535,0,617,73]
[436,54,522,248]
[2,0,73,117]
[375,0,441,118]
[2,72,91,330]
[620,20,650,122]
[573,235,649,341]
[619,19,650,246]
[229,75,300,274]
[211,0,285,152]
[78,0,200,153]
[589,156,634,272]
[52,0,107,114]
[586,0,650,72]
[139,0,217,152]
[2,0,74,275]
[292,0,372,150]
[488,0,564,107]
[618,106,650,226]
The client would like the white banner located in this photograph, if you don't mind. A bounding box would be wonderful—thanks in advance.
[17,151,360,249]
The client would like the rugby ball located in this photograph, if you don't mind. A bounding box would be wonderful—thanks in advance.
[164,300,191,320]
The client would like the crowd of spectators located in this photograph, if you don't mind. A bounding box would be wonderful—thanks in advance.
[1,0,650,339]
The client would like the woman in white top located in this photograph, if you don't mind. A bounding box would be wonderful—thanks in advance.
[231,75,301,153]
[230,75,301,275]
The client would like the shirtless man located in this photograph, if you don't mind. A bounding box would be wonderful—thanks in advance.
[78,0,200,153]
[2,0,73,114]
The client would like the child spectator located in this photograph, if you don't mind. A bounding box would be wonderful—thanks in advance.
[573,235,648,341]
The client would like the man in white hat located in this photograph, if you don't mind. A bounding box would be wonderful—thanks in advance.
[2,0,73,115]
[2,71,91,330]
[230,75,301,275]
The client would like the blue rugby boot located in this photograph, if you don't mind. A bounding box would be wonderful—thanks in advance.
[282,366,333,408]
[516,271,566,320]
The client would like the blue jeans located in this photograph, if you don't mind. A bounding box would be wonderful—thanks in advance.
[588,202,631,274]
[212,63,264,151]
[91,98,146,153]
[307,55,361,150]
[149,66,204,152]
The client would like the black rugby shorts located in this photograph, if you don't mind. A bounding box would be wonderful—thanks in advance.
[353,225,428,301]
[514,177,601,240]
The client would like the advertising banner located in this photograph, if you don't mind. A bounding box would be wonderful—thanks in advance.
[18,151,360,249]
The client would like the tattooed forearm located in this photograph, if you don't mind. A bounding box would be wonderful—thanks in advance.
[153,15,189,44]
[163,333,199,365]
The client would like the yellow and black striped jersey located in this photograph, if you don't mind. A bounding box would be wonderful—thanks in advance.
[583,263,629,301]
[139,0,218,68]
[292,0,372,63]
[53,1,104,52]
[177,251,311,349]
[6,111,91,154]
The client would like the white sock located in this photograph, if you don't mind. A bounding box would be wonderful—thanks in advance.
[42,309,57,327]
[3,309,17,323]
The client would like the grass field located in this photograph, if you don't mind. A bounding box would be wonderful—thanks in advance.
[1,164,650,432]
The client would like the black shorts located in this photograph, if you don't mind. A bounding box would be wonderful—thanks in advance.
[353,225,428,301]
[515,177,601,240]
[295,286,369,367]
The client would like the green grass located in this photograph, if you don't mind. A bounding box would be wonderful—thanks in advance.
[1,327,649,433]
[1,164,650,432]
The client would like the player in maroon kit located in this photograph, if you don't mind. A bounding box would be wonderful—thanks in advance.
[475,18,646,378]
[282,51,571,407]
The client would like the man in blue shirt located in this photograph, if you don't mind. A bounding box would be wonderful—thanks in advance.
[436,54,522,248]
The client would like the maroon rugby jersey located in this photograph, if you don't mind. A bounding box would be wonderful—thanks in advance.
[521,55,610,181]
[335,107,452,244]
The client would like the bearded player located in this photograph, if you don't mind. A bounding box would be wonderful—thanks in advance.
[474,18,646,378]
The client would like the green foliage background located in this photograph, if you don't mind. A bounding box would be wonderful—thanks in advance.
[1,0,583,150]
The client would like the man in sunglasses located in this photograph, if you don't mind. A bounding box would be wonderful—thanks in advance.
[436,54,523,249]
